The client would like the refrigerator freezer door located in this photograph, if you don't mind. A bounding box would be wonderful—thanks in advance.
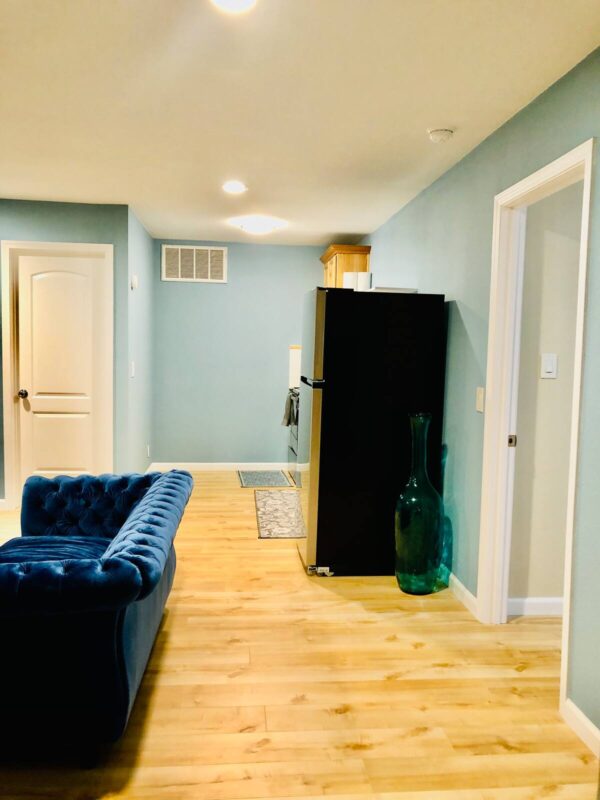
[297,380,322,569]
[297,289,327,570]
[300,289,326,382]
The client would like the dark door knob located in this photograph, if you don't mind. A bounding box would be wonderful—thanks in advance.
[18,389,28,399]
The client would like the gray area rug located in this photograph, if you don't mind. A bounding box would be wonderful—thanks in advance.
[255,490,306,539]
[239,470,292,488]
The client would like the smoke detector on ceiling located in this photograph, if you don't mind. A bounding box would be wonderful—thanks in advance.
[427,128,455,144]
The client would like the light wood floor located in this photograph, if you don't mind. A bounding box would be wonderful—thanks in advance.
[0,471,598,799]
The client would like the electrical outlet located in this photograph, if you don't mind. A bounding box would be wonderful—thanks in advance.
[130,360,135,378]
[146,444,150,458]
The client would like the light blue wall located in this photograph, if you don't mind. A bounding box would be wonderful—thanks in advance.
[127,210,154,472]
[0,200,131,492]
[152,240,321,463]
[363,48,600,726]
[0,204,316,479]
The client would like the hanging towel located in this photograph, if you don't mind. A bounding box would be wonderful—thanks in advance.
[282,389,299,426]
[282,390,293,426]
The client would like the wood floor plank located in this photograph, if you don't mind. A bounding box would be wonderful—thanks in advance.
[365,752,598,792]
[0,470,597,799]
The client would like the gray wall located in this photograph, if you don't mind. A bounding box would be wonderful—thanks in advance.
[152,240,321,463]
[363,48,600,726]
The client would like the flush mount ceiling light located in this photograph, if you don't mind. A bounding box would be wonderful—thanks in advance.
[427,128,455,144]
[228,214,288,235]
[210,0,257,13]
[222,179,248,195]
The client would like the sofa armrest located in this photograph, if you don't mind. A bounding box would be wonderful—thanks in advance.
[104,470,193,599]
[0,557,143,614]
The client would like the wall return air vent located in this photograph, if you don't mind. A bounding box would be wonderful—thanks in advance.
[161,245,228,283]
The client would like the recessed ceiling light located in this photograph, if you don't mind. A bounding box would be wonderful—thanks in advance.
[210,0,257,14]
[228,214,288,235]
[222,179,248,195]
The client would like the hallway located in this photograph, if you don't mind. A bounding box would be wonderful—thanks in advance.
[0,471,597,798]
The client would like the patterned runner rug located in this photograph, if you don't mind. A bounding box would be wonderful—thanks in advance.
[255,490,306,539]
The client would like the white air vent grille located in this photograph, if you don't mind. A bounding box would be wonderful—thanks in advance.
[161,245,228,283]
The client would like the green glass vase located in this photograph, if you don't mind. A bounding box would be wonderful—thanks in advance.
[395,412,443,595]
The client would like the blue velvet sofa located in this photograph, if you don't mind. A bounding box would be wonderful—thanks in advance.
[0,469,193,749]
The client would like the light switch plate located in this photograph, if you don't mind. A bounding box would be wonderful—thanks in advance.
[476,386,485,413]
[541,353,558,379]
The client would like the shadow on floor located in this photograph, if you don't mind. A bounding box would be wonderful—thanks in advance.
[0,612,171,800]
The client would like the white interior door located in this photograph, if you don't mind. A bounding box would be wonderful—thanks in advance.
[17,254,112,481]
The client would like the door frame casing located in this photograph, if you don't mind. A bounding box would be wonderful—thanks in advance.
[477,138,593,711]
[0,241,114,509]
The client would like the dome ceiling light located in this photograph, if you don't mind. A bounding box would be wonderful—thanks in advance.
[210,0,257,14]
[228,214,288,235]
[222,179,248,195]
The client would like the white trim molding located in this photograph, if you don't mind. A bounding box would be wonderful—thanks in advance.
[449,573,479,618]
[1,240,114,509]
[560,698,600,758]
[477,139,593,625]
[149,462,291,472]
[507,597,563,617]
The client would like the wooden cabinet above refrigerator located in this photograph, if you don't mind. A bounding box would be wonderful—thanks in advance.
[320,244,371,288]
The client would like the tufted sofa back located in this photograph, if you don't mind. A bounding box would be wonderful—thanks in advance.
[21,473,160,539]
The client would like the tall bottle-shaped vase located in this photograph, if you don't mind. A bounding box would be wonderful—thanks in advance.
[395,412,444,595]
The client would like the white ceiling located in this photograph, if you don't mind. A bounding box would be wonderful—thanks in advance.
[1,0,599,245]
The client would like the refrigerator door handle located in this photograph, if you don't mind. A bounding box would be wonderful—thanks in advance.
[301,375,325,389]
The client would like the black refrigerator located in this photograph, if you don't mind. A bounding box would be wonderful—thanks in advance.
[296,288,447,576]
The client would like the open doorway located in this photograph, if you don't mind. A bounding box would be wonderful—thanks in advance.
[508,181,583,617]
[476,139,594,749]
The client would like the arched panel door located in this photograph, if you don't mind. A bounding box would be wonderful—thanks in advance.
[17,255,112,482]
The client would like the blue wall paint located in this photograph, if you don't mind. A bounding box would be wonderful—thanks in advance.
[0,200,131,490]
[152,240,321,463]
[363,49,600,726]
[0,204,316,481]
[127,210,154,472]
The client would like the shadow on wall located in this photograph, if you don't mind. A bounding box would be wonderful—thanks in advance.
[440,442,453,586]
[440,299,486,592]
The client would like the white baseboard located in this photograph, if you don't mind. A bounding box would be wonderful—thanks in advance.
[561,697,600,757]
[148,462,290,472]
[507,596,563,616]
[449,573,479,618]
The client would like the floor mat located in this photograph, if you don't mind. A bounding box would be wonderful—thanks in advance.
[239,470,292,488]
[255,489,306,539]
